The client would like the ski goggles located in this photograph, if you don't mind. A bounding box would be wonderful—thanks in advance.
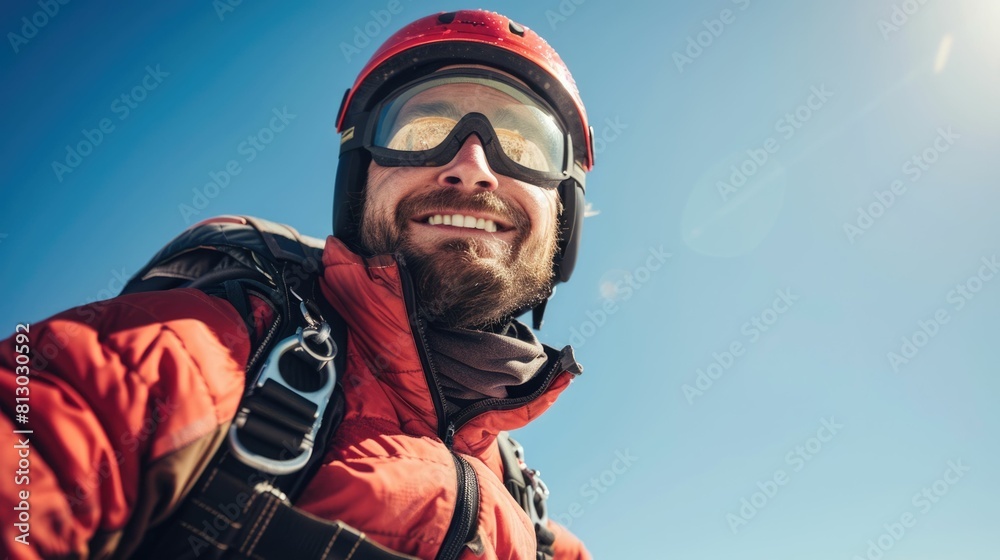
[357,69,575,188]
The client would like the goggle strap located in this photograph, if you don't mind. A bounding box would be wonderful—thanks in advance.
[339,112,371,154]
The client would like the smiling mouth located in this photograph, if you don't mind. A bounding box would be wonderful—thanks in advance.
[413,212,514,233]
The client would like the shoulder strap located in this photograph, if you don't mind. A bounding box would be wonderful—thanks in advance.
[498,432,556,560]
[122,215,340,409]
[124,216,403,559]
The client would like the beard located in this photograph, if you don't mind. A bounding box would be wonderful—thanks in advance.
[359,187,558,329]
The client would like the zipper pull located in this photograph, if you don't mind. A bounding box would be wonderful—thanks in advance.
[444,422,456,449]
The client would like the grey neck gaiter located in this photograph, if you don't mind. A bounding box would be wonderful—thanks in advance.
[423,320,549,413]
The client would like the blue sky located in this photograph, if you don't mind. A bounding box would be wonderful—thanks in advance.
[2,0,999,558]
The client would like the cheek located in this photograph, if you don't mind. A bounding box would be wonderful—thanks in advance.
[365,166,402,219]
[366,165,435,216]
[366,165,392,197]
[529,191,559,234]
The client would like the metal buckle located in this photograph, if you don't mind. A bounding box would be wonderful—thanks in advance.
[227,324,338,475]
[510,436,550,526]
[523,467,550,527]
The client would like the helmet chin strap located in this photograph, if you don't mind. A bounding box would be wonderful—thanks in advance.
[531,298,549,330]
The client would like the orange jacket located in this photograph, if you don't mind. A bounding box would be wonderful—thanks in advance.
[0,236,590,560]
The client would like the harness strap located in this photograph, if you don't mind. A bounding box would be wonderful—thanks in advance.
[498,432,555,560]
[239,492,420,560]
[147,466,418,559]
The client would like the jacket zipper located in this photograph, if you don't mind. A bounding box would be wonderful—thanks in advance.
[395,256,576,439]
[396,257,480,559]
[438,425,480,560]
[243,288,283,375]
[447,349,572,434]
[397,258,450,437]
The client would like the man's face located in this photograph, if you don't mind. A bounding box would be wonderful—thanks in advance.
[358,81,561,329]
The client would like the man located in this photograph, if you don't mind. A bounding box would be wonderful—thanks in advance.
[0,10,594,560]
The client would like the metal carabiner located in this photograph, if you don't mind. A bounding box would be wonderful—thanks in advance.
[299,323,335,363]
[227,325,338,475]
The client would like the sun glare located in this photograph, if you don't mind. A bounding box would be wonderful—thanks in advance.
[933,34,953,73]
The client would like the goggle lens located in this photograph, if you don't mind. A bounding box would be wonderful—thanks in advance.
[371,75,567,175]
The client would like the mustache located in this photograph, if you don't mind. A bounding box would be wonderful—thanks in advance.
[394,188,530,233]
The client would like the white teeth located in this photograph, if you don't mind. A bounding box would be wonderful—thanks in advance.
[426,214,500,232]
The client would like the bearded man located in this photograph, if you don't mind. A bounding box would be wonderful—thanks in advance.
[0,10,595,560]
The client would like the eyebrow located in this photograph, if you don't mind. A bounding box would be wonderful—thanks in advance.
[398,101,462,121]
[493,107,548,139]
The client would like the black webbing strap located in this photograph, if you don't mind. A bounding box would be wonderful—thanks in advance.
[237,492,420,560]
[498,433,528,511]
[498,432,555,560]
[171,468,419,560]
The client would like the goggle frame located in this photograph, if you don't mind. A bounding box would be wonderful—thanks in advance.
[356,68,578,189]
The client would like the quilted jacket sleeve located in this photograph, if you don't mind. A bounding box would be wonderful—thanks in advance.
[0,289,250,559]
[549,520,592,560]
[550,520,593,560]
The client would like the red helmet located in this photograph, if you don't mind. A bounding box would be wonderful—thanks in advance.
[333,9,595,305]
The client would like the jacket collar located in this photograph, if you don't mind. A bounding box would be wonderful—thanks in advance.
[317,236,582,456]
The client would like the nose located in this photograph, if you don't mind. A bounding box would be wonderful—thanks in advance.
[436,135,499,192]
